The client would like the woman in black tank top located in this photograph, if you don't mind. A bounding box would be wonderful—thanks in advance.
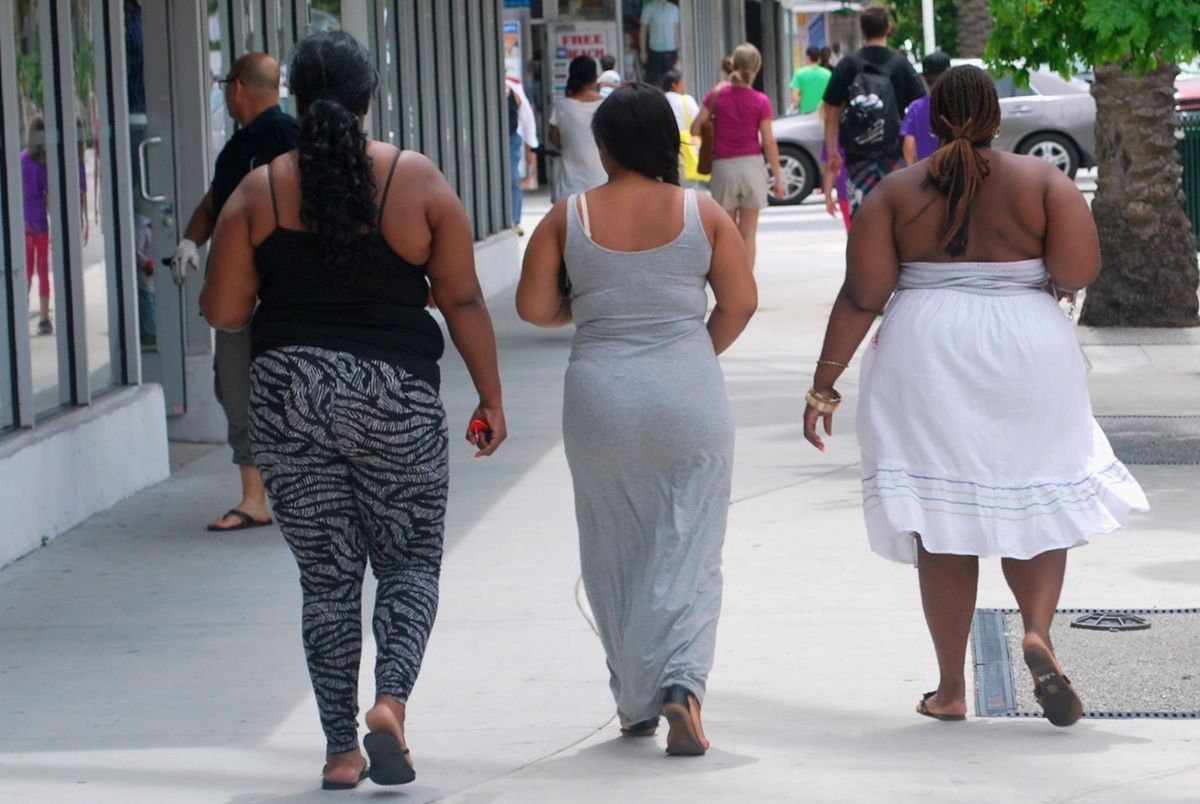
[201,31,505,791]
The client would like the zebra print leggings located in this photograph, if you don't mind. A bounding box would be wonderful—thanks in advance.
[249,346,448,754]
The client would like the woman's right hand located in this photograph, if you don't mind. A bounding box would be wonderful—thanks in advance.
[803,402,833,452]
[466,403,507,458]
[824,192,838,219]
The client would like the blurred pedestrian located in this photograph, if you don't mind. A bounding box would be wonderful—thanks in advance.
[506,75,538,235]
[902,51,951,165]
[201,31,506,790]
[549,56,607,201]
[518,83,755,756]
[821,5,925,215]
[597,68,622,97]
[690,42,784,268]
[640,0,680,84]
[803,65,1147,728]
[790,45,831,115]
[172,53,299,533]
[659,69,704,182]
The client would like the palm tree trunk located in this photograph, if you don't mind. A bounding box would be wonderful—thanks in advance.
[1080,62,1200,327]
[953,0,992,58]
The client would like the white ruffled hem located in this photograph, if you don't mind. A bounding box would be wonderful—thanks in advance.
[862,463,1149,564]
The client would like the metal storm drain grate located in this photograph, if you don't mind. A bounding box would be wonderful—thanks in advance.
[972,609,1200,719]
[1095,415,1200,465]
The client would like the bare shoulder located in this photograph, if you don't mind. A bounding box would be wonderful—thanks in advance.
[695,191,728,242]
[996,150,1067,190]
[871,165,922,206]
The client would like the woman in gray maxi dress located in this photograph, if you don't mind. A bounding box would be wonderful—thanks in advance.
[518,84,756,756]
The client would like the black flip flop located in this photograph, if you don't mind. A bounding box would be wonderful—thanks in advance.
[364,731,415,785]
[206,508,273,532]
[321,761,369,791]
[916,691,967,721]
[1024,646,1083,727]
[620,717,660,737]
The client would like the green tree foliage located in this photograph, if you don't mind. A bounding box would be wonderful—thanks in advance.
[887,0,958,58]
[987,0,1200,81]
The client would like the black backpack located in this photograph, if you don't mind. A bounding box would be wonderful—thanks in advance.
[839,55,901,157]
[507,88,519,136]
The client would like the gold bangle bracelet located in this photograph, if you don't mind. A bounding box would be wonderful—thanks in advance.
[806,387,842,413]
[816,359,850,369]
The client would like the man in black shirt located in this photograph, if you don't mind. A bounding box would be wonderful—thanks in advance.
[170,53,300,531]
[822,4,925,216]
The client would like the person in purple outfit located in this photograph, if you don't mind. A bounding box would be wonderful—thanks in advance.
[20,114,88,336]
[902,51,951,166]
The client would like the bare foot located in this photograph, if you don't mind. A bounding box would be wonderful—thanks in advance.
[322,747,366,787]
[365,696,413,769]
[916,689,968,720]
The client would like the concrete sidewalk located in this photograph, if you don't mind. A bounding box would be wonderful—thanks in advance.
[2,195,1198,803]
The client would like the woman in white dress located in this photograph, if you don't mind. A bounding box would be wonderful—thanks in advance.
[803,66,1147,727]
[549,56,607,201]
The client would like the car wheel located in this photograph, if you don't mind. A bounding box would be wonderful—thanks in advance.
[767,145,817,206]
[1017,133,1079,178]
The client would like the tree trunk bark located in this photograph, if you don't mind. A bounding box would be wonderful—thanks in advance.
[953,0,992,58]
[1080,63,1200,327]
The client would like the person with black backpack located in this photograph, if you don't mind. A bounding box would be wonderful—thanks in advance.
[821,4,925,216]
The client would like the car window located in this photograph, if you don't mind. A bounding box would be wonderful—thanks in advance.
[991,75,1036,98]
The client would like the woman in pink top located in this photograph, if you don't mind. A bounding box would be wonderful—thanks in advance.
[691,43,784,268]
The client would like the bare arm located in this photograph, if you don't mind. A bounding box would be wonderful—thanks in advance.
[759,117,784,199]
[902,136,917,168]
[200,172,263,331]
[823,104,843,176]
[516,200,572,327]
[1043,165,1099,292]
[690,100,710,138]
[699,195,756,354]
[184,188,218,247]
[803,184,900,452]
[422,157,506,456]
[791,88,799,109]
[548,124,562,150]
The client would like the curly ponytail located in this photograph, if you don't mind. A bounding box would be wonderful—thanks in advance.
[287,31,379,266]
[924,65,1001,256]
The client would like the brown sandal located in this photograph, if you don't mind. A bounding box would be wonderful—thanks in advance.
[662,685,710,756]
[1024,645,1083,727]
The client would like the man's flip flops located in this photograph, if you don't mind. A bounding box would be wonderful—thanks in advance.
[206,509,273,532]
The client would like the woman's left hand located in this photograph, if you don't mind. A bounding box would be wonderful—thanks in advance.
[803,403,833,452]
[773,178,785,200]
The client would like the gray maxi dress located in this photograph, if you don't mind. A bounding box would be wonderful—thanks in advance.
[561,189,734,726]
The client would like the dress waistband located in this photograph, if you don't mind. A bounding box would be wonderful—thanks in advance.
[896,259,1049,295]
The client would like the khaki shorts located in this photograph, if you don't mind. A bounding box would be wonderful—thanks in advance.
[709,155,769,210]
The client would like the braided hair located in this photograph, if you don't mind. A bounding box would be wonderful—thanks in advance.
[924,65,1001,256]
[287,31,379,267]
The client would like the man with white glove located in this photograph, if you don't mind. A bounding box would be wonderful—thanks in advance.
[176,52,299,532]
[169,237,200,285]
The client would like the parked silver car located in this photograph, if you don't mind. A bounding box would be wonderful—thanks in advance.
[768,65,1096,205]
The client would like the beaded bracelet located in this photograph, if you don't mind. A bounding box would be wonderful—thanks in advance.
[816,359,850,369]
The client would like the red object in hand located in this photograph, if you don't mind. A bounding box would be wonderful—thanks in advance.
[468,418,490,436]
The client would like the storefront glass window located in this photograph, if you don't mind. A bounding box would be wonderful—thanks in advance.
[308,0,341,34]
[558,0,617,19]
[71,3,119,394]
[14,1,64,414]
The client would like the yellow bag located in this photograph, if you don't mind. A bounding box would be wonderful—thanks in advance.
[681,101,709,182]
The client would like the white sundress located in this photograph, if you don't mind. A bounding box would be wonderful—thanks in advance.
[857,258,1149,564]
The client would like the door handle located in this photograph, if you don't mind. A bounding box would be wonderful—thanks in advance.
[1010,105,1033,114]
[138,136,167,203]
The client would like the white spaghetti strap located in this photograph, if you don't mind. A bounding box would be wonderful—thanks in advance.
[578,192,593,239]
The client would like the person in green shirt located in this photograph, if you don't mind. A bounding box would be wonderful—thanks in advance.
[790,45,832,114]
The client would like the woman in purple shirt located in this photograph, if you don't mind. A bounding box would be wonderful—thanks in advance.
[691,43,784,269]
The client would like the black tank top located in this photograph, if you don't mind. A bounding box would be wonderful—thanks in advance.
[250,151,445,389]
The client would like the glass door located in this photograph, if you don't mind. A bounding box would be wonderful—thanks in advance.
[136,1,211,416]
